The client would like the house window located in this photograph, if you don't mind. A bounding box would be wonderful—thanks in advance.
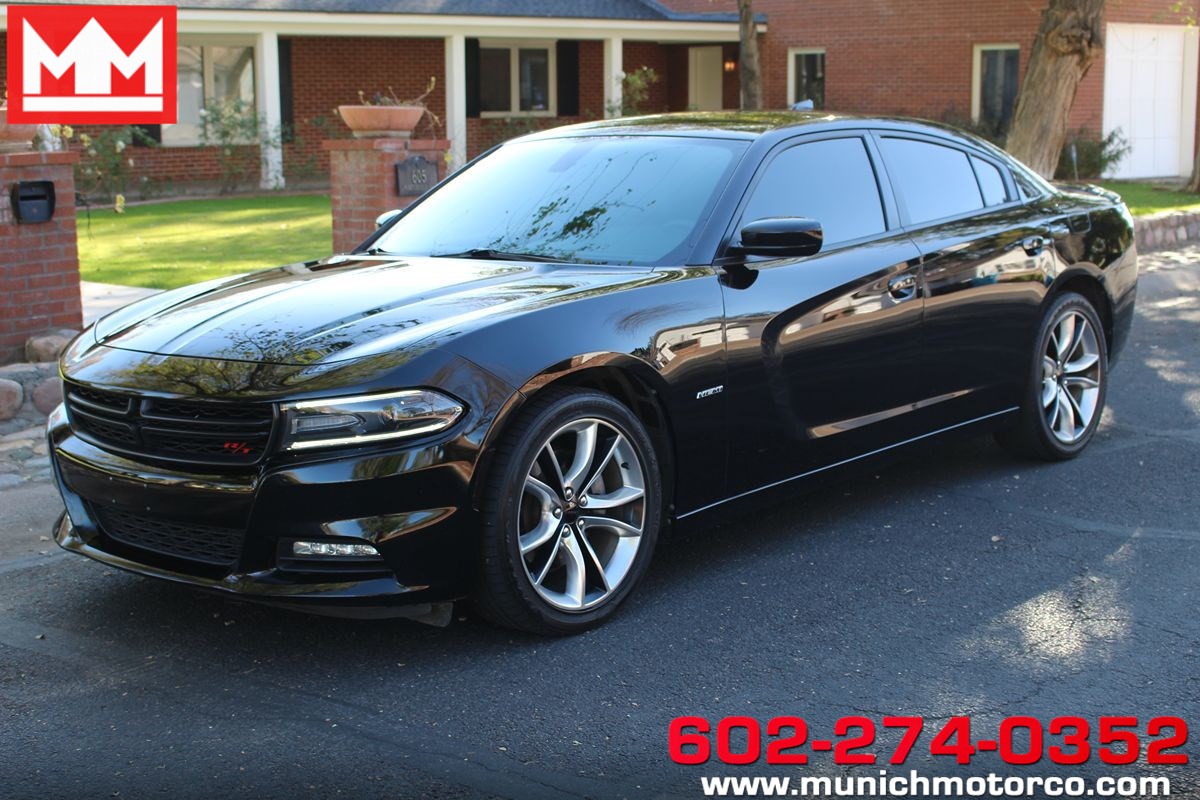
[787,48,826,109]
[162,41,257,146]
[479,41,556,116]
[973,45,1020,135]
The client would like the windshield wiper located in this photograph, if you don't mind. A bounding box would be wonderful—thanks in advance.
[431,248,566,263]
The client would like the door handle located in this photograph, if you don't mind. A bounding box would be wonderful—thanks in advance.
[1022,235,1047,256]
[887,273,917,299]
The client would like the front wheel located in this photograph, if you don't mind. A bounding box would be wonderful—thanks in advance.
[475,388,662,635]
[996,292,1108,461]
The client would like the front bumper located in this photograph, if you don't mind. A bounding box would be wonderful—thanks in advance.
[48,403,482,615]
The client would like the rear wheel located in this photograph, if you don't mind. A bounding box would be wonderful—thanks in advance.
[996,292,1107,460]
[476,388,662,635]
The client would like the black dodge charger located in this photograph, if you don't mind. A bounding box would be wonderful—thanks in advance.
[50,112,1138,634]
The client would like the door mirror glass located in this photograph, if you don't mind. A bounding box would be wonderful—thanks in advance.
[375,209,402,229]
[739,216,823,258]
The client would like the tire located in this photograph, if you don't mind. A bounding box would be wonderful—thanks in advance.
[996,291,1108,461]
[475,388,663,635]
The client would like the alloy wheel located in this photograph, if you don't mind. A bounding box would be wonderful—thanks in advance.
[518,418,647,612]
[1041,309,1103,444]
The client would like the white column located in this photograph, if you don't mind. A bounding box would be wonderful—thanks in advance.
[444,34,467,172]
[255,30,285,190]
[603,36,624,118]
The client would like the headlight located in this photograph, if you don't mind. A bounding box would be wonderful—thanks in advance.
[280,389,464,451]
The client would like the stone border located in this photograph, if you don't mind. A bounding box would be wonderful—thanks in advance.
[1135,209,1200,253]
[0,362,60,434]
[0,362,58,489]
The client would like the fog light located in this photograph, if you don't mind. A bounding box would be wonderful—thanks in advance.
[292,541,380,558]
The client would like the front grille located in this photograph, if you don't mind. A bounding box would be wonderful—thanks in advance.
[93,505,244,567]
[65,382,276,467]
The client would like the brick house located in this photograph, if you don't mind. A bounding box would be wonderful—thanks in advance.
[0,0,753,191]
[0,0,1193,190]
[669,0,1197,181]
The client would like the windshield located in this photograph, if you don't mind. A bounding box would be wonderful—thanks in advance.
[372,135,747,266]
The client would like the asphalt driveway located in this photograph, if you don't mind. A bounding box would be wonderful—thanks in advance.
[1,249,1197,799]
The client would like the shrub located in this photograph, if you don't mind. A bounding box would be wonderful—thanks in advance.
[199,98,265,193]
[935,109,1007,147]
[610,66,661,117]
[74,126,158,203]
[1055,128,1130,180]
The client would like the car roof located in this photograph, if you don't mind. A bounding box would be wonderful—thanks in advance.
[519,110,1005,156]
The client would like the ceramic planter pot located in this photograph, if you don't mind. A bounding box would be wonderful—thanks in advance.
[337,105,425,138]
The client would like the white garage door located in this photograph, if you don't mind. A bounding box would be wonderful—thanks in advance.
[1103,23,1198,179]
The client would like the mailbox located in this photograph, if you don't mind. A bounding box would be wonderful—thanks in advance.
[10,180,56,224]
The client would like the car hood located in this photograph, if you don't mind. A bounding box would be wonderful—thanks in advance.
[92,254,657,366]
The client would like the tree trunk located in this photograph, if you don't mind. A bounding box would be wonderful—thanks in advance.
[738,0,763,110]
[1006,0,1106,178]
[1188,153,1200,193]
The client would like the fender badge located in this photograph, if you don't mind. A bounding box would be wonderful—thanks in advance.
[696,385,724,400]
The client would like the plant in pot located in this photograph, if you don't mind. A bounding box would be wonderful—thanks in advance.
[338,77,439,138]
[0,92,39,153]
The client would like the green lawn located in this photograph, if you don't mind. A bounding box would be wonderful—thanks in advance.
[1096,181,1200,217]
[78,194,332,289]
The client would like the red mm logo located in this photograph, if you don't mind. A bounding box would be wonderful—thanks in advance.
[5,4,178,124]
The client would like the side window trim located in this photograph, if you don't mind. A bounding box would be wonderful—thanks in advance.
[718,130,899,260]
[968,153,1013,206]
[870,130,1026,231]
[1011,161,1054,203]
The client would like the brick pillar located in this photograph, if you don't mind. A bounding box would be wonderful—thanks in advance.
[323,137,450,254]
[0,150,83,364]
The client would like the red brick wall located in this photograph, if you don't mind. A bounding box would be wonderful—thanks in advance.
[624,40,741,112]
[77,141,230,189]
[465,39,606,158]
[0,152,84,362]
[722,43,741,109]
[1,33,448,189]
[0,33,640,185]
[287,36,447,179]
[751,1,1040,120]
[13,2,1190,184]
[666,45,690,111]
[664,0,1189,136]
[325,137,448,253]
[623,40,671,113]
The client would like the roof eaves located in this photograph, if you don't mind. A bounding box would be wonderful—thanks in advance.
[635,0,766,24]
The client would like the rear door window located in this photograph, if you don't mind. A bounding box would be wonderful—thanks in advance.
[879,137,984,225]
[740,136,886,248]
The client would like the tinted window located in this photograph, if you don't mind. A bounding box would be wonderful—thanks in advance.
[479,48,511,112]
[741,137,885,247]
[972,156,1008,206]
[979,47,1020,135]
[518,48,551,112]
[792,51,825,109]
[881,138,983,224]
[374,136,746,266]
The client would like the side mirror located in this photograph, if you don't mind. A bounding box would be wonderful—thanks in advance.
[738,216,823,259]
[375,209,402,229]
